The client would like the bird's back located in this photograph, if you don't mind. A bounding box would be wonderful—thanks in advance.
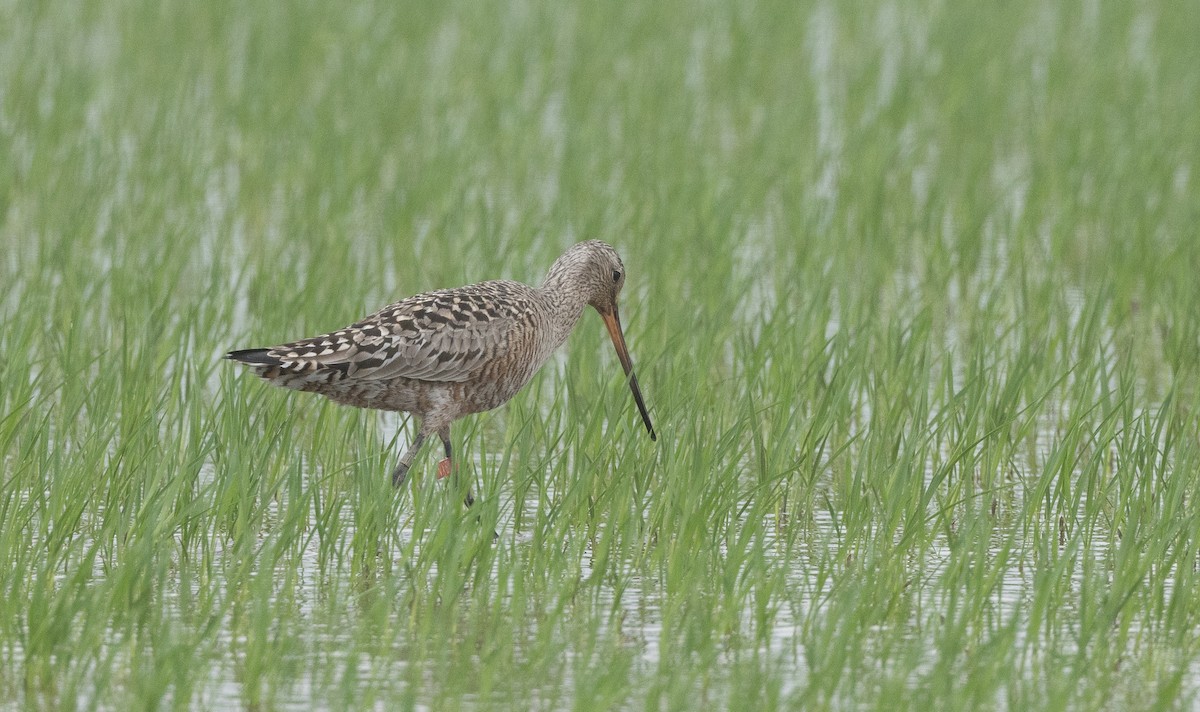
[228,279,558,415]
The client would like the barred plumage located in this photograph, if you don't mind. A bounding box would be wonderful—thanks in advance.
[227,240,656,496]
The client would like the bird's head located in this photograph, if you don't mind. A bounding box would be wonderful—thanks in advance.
[544,240,655,441]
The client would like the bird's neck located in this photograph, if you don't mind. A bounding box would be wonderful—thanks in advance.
[538,268,592,349]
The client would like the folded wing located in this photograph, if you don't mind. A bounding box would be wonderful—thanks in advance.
[229,281,531,385]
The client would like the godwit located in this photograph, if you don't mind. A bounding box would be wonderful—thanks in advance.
[227,240,656,499]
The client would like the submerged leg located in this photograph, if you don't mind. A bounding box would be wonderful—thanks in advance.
[391,431,428,489]
[437,427,474,507]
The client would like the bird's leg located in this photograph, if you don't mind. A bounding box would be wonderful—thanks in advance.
[437,427,474,507]
[391,431,428,489]
[436,429,453,481]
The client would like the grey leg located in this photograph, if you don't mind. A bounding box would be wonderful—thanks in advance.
[391,431,428,489]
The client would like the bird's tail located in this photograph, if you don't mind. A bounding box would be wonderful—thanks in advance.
[226,348,282,367]
[225,347,340,391]
[225,348,292,382]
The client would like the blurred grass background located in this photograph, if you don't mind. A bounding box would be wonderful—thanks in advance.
[2,0,1200,709]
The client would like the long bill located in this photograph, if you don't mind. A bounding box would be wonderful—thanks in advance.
[600,305,657,441]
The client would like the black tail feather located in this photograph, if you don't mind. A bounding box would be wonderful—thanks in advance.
[226,348,281,366]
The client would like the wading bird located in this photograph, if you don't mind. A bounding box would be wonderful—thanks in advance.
[227,241,656,502]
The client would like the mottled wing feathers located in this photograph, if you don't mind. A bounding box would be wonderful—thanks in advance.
[228,280,537,385]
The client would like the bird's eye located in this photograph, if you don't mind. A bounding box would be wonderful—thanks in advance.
[612,270,622,282]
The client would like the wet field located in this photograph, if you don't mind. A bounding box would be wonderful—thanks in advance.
[2,0,1199,708]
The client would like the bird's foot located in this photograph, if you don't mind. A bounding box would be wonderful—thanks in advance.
[437,458,453,480]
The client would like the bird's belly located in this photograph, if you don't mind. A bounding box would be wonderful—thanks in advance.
[458,376,529,414]
[301,369,536,418]
[455,346,553,415]
[294,378,422,413]
[289,335,554,422]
